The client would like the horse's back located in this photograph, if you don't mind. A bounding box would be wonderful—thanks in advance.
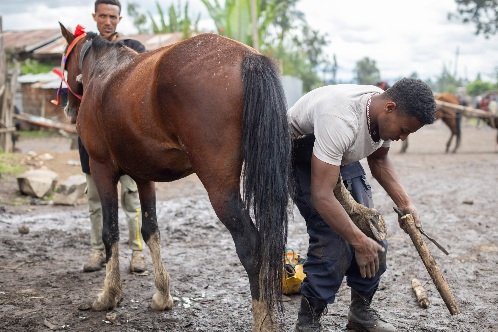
[436,92,459,105]
[91,34,257,182]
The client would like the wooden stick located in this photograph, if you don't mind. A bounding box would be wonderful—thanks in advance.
[394,208,460,315]
[13,113,76,134]
[435,100,498,119]
[0,126,16,133]
[411,278,430,309]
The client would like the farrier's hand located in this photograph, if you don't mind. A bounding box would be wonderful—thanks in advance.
[397,205,421,231]
[353,236,385,279]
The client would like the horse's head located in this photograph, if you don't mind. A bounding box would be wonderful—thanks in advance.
[58,23,92,123]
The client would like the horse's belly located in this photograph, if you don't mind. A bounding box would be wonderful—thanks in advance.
[118,148,193,182]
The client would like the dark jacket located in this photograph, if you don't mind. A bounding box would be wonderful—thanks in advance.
[78,37,145,174]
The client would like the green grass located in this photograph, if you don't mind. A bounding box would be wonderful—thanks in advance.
[0,153,25,176]
[17,130,59,139]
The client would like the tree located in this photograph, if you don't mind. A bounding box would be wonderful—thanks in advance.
[432,64,462,93]
[200,0,333,91]
[449,0,498,38]
[149,1,200,38]
[127,2,148,33]
[353,57,380,85]
[466,74,496,95]
[127,1,200,38]
[200,0,281,48]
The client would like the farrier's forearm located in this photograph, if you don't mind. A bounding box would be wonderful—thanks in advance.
[311,193,366,246]
[368,154,413,209]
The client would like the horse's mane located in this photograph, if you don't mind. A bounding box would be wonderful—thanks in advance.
[82,32,137,79]
[86,32,131,54]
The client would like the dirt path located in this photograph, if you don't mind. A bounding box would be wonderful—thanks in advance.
[0,121,497,331]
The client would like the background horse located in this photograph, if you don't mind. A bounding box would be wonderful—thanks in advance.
[400,92,462,153]
[59,23,291,332]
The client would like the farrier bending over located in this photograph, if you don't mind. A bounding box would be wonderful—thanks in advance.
[289,78,436,331]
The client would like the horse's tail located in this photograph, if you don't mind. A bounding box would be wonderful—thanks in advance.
[241,53,292,312]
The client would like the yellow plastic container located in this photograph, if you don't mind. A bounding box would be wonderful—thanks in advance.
[282,248,306,295]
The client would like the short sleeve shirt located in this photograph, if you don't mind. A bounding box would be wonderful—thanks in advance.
[287,84,391,166]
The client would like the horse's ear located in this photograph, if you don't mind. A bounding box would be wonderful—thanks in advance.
[59,22,75,44]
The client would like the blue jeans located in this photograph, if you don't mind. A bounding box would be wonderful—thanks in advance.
[292,135,387,303]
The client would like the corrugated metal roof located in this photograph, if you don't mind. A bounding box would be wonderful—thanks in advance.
[18,72,66,90]
[10,30,185,86]
[3,29,62,53]
[3,29,183,57]
[32,31,184,56]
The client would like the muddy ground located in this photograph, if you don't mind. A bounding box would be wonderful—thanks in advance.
[0,121,497,331]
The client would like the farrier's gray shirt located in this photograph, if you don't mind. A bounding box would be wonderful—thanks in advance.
[288,84,391,166]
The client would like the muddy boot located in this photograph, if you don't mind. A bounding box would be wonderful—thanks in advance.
[294,296,328,332]
[346,288,396,332]
[82,250,105,272]
[130,250,146,273]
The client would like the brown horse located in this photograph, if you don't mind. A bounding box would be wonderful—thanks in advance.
[59,23,291,331]
[400,92,462,153]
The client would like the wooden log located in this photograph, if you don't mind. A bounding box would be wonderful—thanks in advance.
[436,100,498,119]
[411,278,430,309]
[13,112,76,134]
[394,208,460,315]
[0,126,15,133]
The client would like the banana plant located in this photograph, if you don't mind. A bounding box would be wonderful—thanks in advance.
[148,0,200,39]
[200,0,281,48]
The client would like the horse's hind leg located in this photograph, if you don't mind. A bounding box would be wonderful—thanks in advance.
[453,112,462,153]
[446,133,453,153]
[136,180,173,311]
[90,167,122,311]
[400,138,408,153]
[453,133,461,153]
[199,179,272,331]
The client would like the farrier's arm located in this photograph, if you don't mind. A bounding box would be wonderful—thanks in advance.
[367,146,420,225]
[310,155,384,278]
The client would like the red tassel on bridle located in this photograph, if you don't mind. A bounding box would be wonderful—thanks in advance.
[74,24,86,37]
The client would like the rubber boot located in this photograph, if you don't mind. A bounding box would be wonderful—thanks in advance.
[130,250,146,273]
[346,288,396,331]
[82,250,105,272]
[295,296,328,332]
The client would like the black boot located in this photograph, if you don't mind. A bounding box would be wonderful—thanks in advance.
[346,288,396,331]
[294,296,328,332]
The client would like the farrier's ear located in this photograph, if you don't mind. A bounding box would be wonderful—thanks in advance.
[385,101,397,112]
[59,22,75,44]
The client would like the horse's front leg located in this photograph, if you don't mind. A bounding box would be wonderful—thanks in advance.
[136,180,173,311]
[90,168,122,311]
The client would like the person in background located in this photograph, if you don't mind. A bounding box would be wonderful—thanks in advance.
[81,0,146,273]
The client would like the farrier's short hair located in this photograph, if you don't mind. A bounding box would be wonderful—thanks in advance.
[384,78,436,124]
[95,0,121,14]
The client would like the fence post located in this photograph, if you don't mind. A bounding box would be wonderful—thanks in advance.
[0,16,17,153]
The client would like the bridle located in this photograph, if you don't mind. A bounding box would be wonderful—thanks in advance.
[51,29,90,105]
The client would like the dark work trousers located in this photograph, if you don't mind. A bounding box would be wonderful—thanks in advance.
[292,135,387,303]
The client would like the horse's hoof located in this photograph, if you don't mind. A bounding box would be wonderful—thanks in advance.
[92,292,120,311]
[151,292,173,311]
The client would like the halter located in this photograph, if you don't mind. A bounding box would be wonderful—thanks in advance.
[51,28,88,106]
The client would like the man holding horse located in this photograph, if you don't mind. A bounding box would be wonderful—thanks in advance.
[290,78,436,331]
[81,0,146,273]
